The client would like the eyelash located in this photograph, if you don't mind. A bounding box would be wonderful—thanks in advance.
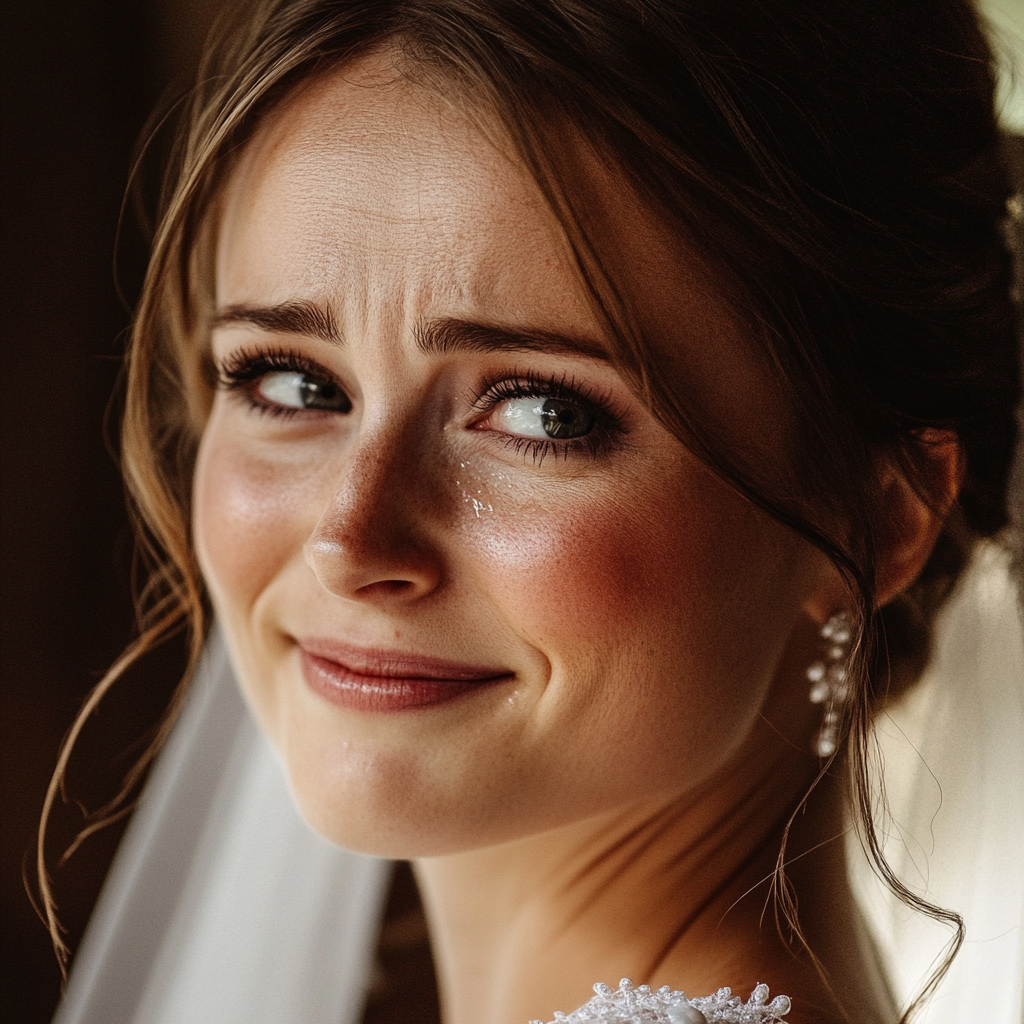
[215,348,624,462]
[470,370,623,463]
[216,346,335,419]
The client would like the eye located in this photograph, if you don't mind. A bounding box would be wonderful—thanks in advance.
[256,371,352,412]
[490,397,596,440]
[217,348,354,417]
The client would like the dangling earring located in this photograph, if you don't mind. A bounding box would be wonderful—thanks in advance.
[806,611,854,757]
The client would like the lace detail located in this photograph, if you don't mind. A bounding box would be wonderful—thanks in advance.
[530,978,792,1024]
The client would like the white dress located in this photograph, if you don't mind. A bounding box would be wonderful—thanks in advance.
[531,979,790,1024]
[52,543,1023,1024]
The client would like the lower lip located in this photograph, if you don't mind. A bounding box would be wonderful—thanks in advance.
[300,651,508,712]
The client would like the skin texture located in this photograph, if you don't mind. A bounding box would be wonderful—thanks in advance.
[191,51,950,1024]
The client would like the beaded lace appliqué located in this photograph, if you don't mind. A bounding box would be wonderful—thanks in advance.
[531,978,791,1024]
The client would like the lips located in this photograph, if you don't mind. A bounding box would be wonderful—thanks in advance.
[298,639,512,712]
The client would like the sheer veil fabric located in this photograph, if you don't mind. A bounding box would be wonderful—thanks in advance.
[848,539,1024,1023]
[50,537,1024,1024]
[52,629,391,1024]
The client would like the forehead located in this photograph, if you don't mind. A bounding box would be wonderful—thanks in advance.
[214,49,792,457]
[215,51,597,336]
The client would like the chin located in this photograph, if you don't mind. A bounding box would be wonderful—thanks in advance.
[280,744,500,859]
[287,788,502,859]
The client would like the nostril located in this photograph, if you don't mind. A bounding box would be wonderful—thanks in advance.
[357,578,416,596]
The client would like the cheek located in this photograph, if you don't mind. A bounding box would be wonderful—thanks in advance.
[461,462,786,660]
[192,418,326,612]
[455,461,804,768]
[471,501,669,647]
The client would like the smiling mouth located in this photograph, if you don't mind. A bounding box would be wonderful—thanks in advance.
[298,640,512,712]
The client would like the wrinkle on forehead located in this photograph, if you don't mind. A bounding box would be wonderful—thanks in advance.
[214,48,594,337]
[215,45,796,470]
[223,48,539,233]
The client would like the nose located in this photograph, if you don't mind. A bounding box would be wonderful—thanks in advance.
[304,431,443,603]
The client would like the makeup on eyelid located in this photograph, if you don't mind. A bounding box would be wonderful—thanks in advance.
[213,343,624,467]
[195,56,821,868]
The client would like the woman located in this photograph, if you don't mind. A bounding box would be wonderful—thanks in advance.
[41,1,1022,1023]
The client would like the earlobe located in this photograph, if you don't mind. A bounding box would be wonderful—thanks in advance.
[873,430,965,609]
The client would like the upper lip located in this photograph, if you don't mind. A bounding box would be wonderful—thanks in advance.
[297,637,511,681]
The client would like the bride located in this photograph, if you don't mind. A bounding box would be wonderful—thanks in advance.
[41,2,1022,1023]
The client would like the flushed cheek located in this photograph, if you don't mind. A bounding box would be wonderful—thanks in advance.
[471,507,660,648]
[455,466,800,743]
[456,472,735,650]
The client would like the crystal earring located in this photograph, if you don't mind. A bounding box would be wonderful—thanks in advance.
[806,611,854,757]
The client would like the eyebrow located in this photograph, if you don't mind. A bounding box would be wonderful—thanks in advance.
[416,318,609,361]
[210,301,608,361]
[211,300,340,343]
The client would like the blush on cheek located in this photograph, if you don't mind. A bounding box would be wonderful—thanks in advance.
[466,484,731,649]
[460,465,800,759]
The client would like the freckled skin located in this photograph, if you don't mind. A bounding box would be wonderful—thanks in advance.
[194,52,828,851]
[191,51,881,1024]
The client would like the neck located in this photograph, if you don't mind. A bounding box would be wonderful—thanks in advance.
[413,729,869,1024]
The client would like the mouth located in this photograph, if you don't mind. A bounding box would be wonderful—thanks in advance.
[297,639,513,712]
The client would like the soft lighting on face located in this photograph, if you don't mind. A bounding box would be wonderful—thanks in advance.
[192,52,827,859]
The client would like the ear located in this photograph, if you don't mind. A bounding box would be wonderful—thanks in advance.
[801,430,965,625]
[873,429,965,609]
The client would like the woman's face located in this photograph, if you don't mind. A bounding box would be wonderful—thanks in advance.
[193,53,829,855]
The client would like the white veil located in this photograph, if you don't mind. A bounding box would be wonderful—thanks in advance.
[848,539,1024,1023]
[52,629,391,1024]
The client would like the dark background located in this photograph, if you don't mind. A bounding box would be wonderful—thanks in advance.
[2,3,226,1021]
[1,4,1022,1024]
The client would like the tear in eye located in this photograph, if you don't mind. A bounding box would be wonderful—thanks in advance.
[493,397,595,439]
[258,371,352,412]
[539,399,594,438]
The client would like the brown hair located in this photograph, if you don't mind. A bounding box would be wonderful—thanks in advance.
[39,1,1020,1017]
